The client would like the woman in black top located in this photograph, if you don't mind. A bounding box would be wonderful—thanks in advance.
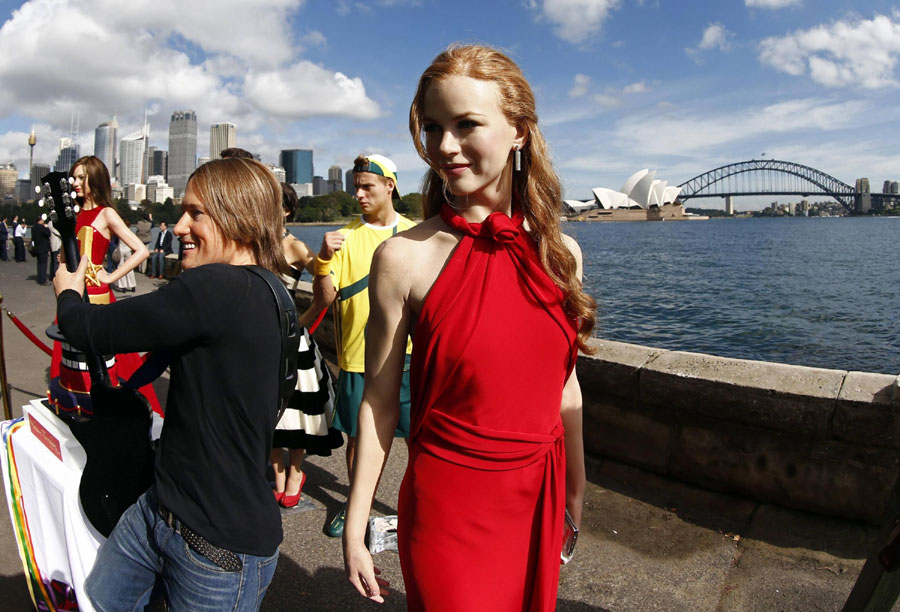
[54,158,289,612]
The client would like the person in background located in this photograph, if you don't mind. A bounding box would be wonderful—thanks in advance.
[14,217,27,262]
[313,153,416,538]
[343,45,593,610]
[220,147,255,159]
[0,216,9,261]
[135,213,153,274]
[270,183,343,509]
[57,157,289,612]
[149,221,172,279]
[31,216,51,285]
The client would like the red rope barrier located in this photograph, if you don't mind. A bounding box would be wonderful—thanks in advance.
[4,310,52,357]
[308,306,329,336]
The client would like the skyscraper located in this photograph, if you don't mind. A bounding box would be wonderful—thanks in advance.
[30,163,50,191]
[328,165,342,182]
[119,131,147,187]
[0,163,17,198]
[55,138,80,172]
[149,149,168,179]
[168,110,198,197]
[94,116,118,179]
[345,168,353,194]
[280,149,313,185]
[209,123,236,160]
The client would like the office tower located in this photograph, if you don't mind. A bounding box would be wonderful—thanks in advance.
[280,149,313,185]
[55,138,80,172]
[197,156,210,167]
[94,116,118,178]
[16,178,32,203]
[209,123,236,160]
[313,175,328,196]
[168,110,198,197]
[119,131,146,187]
[30,163,50,191]
[0,163,17,198]
[327,165,342,194]
[266,164,286,183]
[345,168,353,194]
[149,149,168,179]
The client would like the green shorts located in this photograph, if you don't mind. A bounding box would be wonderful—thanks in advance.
[332,364,411,438]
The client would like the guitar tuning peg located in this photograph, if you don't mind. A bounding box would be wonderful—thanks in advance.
[41,213,47,221]
[71,192,77,200]
[34,185,41,194]
[73,204,80,213]
[38,198,44,207]
[68,177,75,185]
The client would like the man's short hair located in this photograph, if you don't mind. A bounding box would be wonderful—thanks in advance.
[353,154,400,200]
[220,148,254,160]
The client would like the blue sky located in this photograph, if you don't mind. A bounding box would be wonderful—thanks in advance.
[0,0,898,209]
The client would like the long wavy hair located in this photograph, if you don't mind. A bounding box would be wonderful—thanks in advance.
[70,155,113,208]
[409,44,596,351]
[186,158,289,275]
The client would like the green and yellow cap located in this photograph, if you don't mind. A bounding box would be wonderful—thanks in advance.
[354,154,400,200]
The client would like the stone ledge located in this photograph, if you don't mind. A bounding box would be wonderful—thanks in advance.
[833,371,900,448]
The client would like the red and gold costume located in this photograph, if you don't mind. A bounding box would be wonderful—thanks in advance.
[49,205,161,416]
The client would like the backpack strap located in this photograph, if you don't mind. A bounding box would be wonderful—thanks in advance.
[246,266,300,422]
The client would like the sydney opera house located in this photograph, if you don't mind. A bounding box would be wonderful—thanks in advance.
[564,169,705,221]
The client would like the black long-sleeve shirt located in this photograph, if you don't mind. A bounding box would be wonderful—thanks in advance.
[58,264,283,555]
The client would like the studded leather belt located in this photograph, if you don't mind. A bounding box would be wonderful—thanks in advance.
[158,502,243,572]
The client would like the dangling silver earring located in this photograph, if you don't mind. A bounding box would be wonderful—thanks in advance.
[442,179,456,205]
[514,147,522,172]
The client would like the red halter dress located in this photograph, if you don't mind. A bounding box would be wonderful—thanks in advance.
[48,206,161,416]
[397,204,578,612]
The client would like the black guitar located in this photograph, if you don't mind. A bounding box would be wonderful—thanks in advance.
[40,172,155,537]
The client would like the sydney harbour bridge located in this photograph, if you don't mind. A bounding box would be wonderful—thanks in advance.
[677,159,896,213]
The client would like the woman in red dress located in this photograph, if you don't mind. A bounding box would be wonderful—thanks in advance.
[49,155,157,415]
[343,45,596,611]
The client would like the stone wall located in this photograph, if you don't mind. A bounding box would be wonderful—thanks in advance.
[581,338,900,524]
[296,281,900,523]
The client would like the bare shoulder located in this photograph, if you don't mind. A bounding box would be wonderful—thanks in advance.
[375,215,460,310]
[561,232,584,279]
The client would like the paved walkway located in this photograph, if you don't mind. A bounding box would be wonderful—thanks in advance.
[0,257,890,611]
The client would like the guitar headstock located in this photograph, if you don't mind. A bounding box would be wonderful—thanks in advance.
[36,171,80,271]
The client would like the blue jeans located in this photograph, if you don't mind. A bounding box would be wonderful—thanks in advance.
[85,488,279,612]
[149,252,166,277]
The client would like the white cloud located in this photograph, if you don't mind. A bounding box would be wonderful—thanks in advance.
[746,0,801,8]
[686,23,733,61]
[615,98,868,155]
[0,0,382,174]
[530,0,622,44]
[593,93,621,108]
[623,81,649,94]
[244,62,381,120]
[302,31,328,49]
[758,13,900,89]
[569,74,591,97]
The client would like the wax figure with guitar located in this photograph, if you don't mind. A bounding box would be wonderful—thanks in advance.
[52,157,297,612]
[46,156,160,421]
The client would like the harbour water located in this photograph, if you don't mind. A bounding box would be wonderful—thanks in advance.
[292,216,900,375]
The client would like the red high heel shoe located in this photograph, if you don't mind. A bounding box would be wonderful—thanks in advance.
[273,489,284,504]
[279,472,306,509]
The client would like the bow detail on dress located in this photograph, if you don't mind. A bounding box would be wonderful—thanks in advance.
[441,204,522,244]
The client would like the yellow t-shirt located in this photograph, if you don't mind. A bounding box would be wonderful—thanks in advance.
[328,213,416,372]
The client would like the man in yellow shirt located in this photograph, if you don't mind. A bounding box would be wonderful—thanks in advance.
[313,154,415,537]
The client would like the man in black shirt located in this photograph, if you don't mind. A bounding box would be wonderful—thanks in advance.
[31,217,51,285]
[55,158,290,612]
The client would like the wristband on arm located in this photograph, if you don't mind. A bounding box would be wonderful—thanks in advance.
[314,256,332,277]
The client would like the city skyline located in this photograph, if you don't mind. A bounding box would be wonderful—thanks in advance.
[0,1,899,209]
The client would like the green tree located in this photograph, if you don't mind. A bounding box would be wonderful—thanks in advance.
[397,192,423,219]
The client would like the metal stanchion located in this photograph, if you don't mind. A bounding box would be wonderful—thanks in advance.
[0,293,11,420]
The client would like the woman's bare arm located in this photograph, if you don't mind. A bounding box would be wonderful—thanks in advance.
[561,232,586,527]
[343,237,413,602]
[97,207,149,285]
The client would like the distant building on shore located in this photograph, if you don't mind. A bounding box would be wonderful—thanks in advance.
[565,169,701,221]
